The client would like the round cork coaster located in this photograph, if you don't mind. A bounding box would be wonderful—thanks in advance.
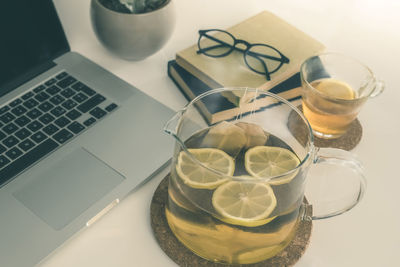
[150,175,313,267]
[287,106,362,151]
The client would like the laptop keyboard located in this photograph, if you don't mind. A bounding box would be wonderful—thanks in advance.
[0,71,118,187]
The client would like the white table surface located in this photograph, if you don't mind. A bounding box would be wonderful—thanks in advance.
[41,0,400,266]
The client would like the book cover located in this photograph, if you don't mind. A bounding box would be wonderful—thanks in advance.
[176,10,325,92]
[168,60,301,124]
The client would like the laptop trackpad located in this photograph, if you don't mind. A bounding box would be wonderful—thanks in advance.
[13,148,125,230]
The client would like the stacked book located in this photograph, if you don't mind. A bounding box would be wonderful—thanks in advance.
[168,11,325,124]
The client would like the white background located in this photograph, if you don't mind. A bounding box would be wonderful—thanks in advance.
[41,0,400,266]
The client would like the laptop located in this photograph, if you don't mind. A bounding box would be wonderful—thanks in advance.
[0,1,175,266]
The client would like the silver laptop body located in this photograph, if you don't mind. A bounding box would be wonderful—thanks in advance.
[0,1,174,267]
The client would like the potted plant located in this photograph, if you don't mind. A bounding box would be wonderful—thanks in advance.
[99,0,168,14]
[91,0,176,60]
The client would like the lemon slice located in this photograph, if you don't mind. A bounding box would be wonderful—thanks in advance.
[212,181,277,227]
[176,148,235,189]
[314,78,355,100]
[245,146,300,185]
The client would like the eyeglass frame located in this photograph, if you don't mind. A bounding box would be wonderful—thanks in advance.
[196,29,290,81]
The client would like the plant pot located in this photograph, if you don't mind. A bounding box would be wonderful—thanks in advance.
[90,0,176,61]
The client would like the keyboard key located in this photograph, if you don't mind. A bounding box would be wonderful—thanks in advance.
[56,72,68,80]
[46,85,61,95]
[83,117,96,127]
[67,121,85,134]
[0,131,6,141]
[50,106,66,117]
[27,120,43,132]
[77,94,106,113]
[89,107,107,119]
[34,92,50,102]
[81,87,95,96]
[38,113,55,125]
[31,131,47,143]
[0,112,16,124]
[0,106,10,115]
[72,82,96,96]
[15,116,31,127]
[42,124,59,135]
[72,93,88,103]
[0,130,6,141]
[71,81,86,91]
[61,99,77,110]
[23,98,39,109]
[49,95,65,105]
[9,99,22,107]
[60,88,76,98]
[45,78,57,86]
[0,139,59,187]
[2,123,19,135]
[57,76,77,88]
[0,155,10,169]
[0,144,6,153]
[2,136,19,148]
[26,108,43,120]
[18,139,35,152]
[54,116,70,128]
[21,91,34,100]
[33,85,46,93]
[11,105,27,117]
[6,147,23,160]
[105,103,118,112]
[53,129,73,144]
[65,109,81,120]
[38,102,54,112]
[15,128,31,140]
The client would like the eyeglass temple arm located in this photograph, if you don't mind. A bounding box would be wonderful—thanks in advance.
[252,55,271,80]
[197,44,231,54]
[246,50,289,63]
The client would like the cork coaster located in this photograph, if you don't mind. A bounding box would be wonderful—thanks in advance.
[150,175,313,267]
[287,106,362,151]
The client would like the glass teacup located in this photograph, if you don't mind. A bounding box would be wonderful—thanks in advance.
[164,88,366,264]
[300,52,384,139]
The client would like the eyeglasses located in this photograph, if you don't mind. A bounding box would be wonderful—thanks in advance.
[196,29,290,81]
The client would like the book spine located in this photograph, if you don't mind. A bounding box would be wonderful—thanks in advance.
[175,55,222,89]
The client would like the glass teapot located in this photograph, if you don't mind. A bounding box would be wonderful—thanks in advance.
[163,88,365,264]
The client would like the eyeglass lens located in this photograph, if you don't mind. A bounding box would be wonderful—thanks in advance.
[245,45,284,74]
[198,30,235,57]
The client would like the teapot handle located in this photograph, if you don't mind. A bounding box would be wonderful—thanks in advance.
[301,147,366,221]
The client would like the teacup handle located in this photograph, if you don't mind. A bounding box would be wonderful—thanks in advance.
[370,79,385,98]
[302,147,366,221]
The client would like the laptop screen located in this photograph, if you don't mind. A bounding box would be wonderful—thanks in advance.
[0,0,69,97]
